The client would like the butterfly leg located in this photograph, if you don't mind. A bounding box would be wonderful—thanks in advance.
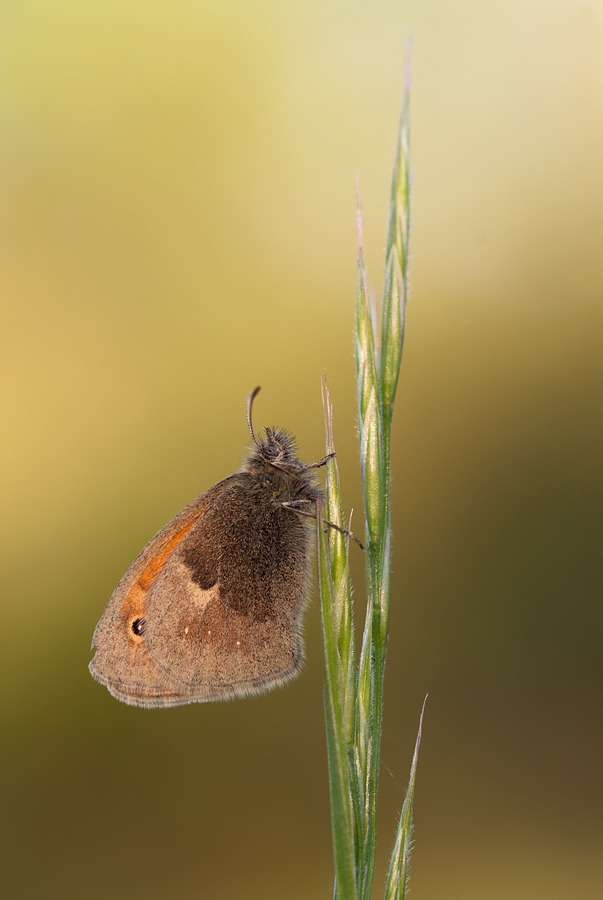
[301,452,336,470]
[281,500,364,550]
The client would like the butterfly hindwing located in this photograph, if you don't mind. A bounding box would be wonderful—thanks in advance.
[145,475,310,702]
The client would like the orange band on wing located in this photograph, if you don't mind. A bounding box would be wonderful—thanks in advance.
[136,520,197,590]
[120,518,199,620]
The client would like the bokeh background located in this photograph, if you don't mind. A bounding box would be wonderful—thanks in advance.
[1,1,601,898]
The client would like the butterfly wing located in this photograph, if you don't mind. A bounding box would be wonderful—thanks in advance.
[144,476,310,703]
[88,479,232,707]
[89,475,311,708]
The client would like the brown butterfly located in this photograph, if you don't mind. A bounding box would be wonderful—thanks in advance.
[89,387,359,708]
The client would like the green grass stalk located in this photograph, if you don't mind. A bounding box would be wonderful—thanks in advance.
[317,37,422,900]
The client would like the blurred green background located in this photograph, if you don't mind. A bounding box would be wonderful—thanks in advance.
[1,1,601,898]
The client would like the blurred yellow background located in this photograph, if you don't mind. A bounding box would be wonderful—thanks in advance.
[1,1,601,898]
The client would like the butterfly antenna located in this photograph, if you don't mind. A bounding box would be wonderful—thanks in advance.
[246,386,261,444]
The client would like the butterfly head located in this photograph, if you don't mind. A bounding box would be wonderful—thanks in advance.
[244,426,306,472]
[241,386,322,498]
